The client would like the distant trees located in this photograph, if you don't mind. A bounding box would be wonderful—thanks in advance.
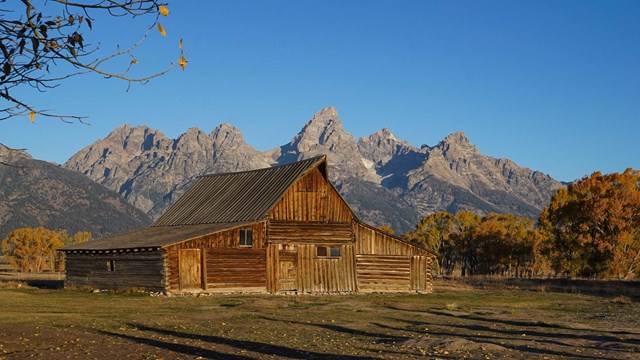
[539,169,640,279]
[1,227,91,272]
[406,211,543,277]
[405,169,640,280]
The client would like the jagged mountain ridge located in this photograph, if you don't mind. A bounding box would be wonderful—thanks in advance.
[0,145,151,240]
[65,107,563,233]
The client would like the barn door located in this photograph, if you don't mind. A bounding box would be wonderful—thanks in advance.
[411,255,427,292]
[278,245,298,291]
[179,249,202,290]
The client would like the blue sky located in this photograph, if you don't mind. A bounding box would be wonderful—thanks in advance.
[1,0,638,182]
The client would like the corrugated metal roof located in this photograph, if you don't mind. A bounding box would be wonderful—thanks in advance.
[152,155,327,226]
[61,221,256,251]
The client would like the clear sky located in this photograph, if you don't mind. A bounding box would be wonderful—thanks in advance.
[1,0,638,182]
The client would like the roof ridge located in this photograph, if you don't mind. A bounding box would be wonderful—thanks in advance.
[199,155,326,178]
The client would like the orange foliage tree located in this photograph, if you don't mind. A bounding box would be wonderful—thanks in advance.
[407,211,545,277]
[1,227,91,272]
[539,169,640,279]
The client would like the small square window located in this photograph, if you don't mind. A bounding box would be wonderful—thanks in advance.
[107,260,115,272]
[316,246,327,257]
[330,246,341,257]
[239,229,253,247]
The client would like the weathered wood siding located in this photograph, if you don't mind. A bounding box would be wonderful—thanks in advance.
[355,222,424,256]
[298,244,356,293]
[206,248,266,292]
[64,251,165,291]
[265,243,357,293]
[356,255,411,292]
[269,221,353,244]
[164,222,267,293]
[354,222,434,293]
[269,168,353,223]
[411,255,434,293]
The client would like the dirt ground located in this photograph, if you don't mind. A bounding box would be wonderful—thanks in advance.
[0,280,638,359]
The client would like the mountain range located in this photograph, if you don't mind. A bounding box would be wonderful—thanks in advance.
[0,145,151,240]
[64,107,563,233]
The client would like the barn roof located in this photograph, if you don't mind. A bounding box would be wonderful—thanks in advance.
[151,155,328,226]
[62,156,332,251]
[61,221,257,251]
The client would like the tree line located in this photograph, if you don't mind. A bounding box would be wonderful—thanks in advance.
[404,169,640,280]
[1,227,91,272]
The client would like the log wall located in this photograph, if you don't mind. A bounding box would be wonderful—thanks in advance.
[64,251,165,291]
[356,255,411,292]
[354,222,435,293]
[269,168,353,223]
[164,222,267,293]
[205,248,266,292]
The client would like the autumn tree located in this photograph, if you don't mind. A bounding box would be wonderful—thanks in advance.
[539,169,640,279]
[0,0,186,123]
[473,214,541,277]
[405,211,455,274]
[1,227,91,272]
[407,210,546,277]
[449,211,481,276]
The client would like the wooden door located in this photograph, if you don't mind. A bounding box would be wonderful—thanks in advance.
[278,247,298,291]
[410,255,427,292]
[179,249,202,290]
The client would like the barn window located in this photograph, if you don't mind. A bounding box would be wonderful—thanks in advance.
[239,229,253,247]
[316,246,341,258]
[330,246,341,257]
[316,246,327,257]
[106,260,115,271]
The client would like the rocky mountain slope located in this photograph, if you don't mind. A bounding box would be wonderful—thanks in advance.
[0,145,151,240]
[65,107,563,233]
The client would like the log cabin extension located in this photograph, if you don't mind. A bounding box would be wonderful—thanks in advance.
[61,156,435,294]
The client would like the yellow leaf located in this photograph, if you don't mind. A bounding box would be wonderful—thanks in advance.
[29,111,35,123]
[179,56,187,71]
[159,5,170,16]
[131,59,139,64]
[157,23,167,37]
[179,38,183,49]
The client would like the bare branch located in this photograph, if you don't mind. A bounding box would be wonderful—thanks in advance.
[0,0,183,123]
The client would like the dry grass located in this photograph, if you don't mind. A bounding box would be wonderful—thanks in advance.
[437,276,640,300]
[0,286,639,359]
[611,295,633,304]
[0,280,30,289]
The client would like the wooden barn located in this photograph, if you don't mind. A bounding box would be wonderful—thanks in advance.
[61,156,435,294]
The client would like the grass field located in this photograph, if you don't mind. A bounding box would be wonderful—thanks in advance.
[0,280,638,359]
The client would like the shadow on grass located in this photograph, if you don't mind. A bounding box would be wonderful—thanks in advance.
[100,323,377,360]
[383,314,639,359]
[383,305,640,337]
[258,316,407,344]
[97,330,253,360]
[427,310,640,340]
